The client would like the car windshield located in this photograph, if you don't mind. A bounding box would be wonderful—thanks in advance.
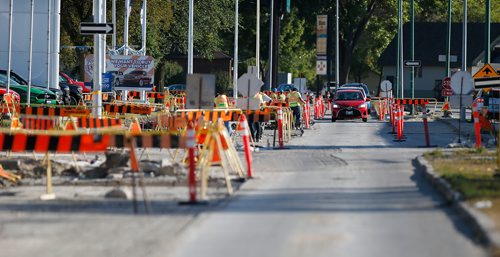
[0,73,22,86]
[335,91,363,101]
[342,83,369,96]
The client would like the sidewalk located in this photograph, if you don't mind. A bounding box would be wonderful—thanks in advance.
[434,108,498,148]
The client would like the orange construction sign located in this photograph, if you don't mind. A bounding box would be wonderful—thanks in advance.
[473,63,500,79]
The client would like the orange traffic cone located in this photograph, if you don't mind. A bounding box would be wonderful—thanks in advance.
[64,119,77,130]
[129,119,142,135]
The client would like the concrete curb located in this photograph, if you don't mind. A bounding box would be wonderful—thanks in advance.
[414,156,500,256]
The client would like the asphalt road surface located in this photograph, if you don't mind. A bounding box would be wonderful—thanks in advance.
[0,117,489,257]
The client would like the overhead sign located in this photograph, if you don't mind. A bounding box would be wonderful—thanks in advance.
[451,71,474,95]
[473,63,500,89]
[80,22,114,35]
[316,60,327,75]
[403,60,421,67]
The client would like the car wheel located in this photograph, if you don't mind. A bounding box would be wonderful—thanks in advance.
[331,118,336,122]
[69,96,78,106]
[362,118,368,122]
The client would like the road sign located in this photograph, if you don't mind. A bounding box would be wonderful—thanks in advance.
[473,63,499,79]
[380,80,392,92]
[316,60,327,75]
[441,77,453,96]
[237,73,263,98]
[473,63,500,89]
[80,22,114,35]
[451,71,474,95]
[186,74,216,109]
[403,60,421,67]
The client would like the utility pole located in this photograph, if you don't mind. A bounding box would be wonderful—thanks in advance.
[112,0,116,50]
[397,0,404,98]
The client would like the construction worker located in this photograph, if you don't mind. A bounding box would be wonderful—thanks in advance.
[270,88,279,100]
[278,90,286,102]
[214,92,229,109]
[287,87,306,132]
[248,91,272,142]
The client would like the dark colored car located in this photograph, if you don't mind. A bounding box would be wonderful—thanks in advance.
[340,83,371,112]
[119,70,152,87]
[59,83,83,105]
[331,89,369,122]
[277,84,297,92]
[167,84,186,91]
[59,71,90,93]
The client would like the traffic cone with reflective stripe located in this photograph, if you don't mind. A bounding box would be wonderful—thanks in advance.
[238,114,253,178]
[472,102,482,148]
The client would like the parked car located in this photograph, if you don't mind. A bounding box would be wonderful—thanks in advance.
[277,84,297,92]
[167,84,186,91]
[119,70,151,87]
[0,73,58,104]
[0,69,63,104]
[340,83,371,113]
[331,88,369,122]
[0,87,21,103]
[59,71,90,93]
[59,83,83,105]
[474,88,500,120]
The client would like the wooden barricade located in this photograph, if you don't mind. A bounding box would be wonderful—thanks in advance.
[21,106,91,117]
[104,103,154,115]
[76,117,123,129]
[20,116,58,130]
[175,109,243,123]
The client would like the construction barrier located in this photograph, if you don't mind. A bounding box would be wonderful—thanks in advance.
[75,117,123,129]
[20,116,58,130]
[472,101,482,148]
[277,107,284,149]
[175,109,242,123]
[20,106,91,117]
[104,103,154,115]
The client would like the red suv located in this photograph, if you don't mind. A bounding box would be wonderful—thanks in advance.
[331,89,369,122]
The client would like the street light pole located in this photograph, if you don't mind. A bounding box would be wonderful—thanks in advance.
[445,0,452,77]
[485,0,491,64]
[268,0,273,90]
[256,0,260,79]
[410,0,415,101]
[233,0,239,98]
[462,0,467,72]
[188,0,194,74]
[335,0,339,87]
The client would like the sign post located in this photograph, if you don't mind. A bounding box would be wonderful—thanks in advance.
[441,77,453,97]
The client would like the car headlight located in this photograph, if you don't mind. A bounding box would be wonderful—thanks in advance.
[77,87,82,93]
[332,104,339,108]
[359,104,366,108]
